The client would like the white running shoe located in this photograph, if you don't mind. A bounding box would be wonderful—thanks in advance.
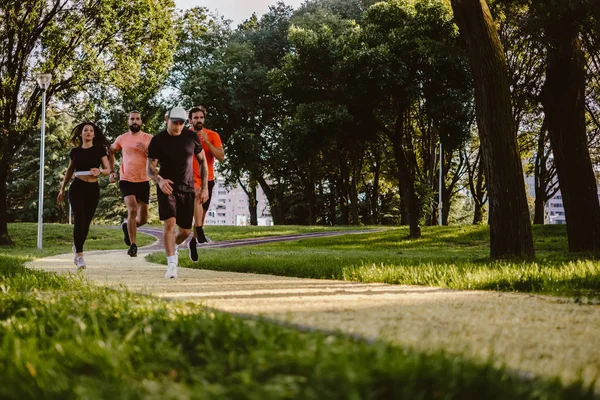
[76,256,86,271]
[165,263,178,279]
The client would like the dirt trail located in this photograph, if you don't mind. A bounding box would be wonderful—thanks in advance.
[27,230,600,390]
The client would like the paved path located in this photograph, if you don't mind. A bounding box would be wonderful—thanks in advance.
[27,230,600,391]
[136,227,376,251]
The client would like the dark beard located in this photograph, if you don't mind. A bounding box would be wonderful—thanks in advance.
[194,122,203,131]
[129,124,141,133]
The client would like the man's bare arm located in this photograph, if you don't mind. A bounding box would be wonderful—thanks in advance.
[206,141,224,161]
[200,131,225,161]
[147,158,161,184]
[108,144,118,171]
[196,151,209,192]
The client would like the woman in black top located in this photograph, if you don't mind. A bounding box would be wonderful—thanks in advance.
[57,122,111,270]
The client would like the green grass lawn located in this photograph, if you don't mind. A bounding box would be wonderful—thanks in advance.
[0,223,595,398]
[159,224,600,299]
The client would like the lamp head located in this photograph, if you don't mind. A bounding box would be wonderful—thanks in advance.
[36,73,52,90]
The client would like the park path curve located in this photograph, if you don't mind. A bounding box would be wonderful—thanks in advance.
[27,229,600,391]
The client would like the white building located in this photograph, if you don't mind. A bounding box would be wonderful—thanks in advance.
[204,177,273,226]
[546,194,566,225]
[525,175,600,224]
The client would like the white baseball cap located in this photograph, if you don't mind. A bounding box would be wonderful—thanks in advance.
[167,107,187,122]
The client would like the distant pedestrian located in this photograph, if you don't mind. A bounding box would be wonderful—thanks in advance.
[57,122,111,270]
[147,107,209,278]
[109,110,153,257]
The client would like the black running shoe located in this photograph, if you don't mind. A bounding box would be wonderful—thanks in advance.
[122,222,131,246]
[127,243,138,257]
[187,237,198,262]
[197,231,209,244]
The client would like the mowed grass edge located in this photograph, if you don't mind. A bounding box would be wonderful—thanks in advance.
[162,225,600,299]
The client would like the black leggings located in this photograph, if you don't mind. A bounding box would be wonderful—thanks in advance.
[69,178,100,253]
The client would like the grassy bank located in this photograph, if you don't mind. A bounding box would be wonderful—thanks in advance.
[0,252,595,397]
[3,223,155,258]
[161,225,600,298]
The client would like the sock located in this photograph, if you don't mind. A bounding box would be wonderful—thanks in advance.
[195,226,204,238]
[167,255,177,264]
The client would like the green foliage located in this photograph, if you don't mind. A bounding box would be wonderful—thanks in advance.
[8,112,73,222]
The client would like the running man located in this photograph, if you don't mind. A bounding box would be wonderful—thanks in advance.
[187,105,224,262]
[109,110,153,257]
[147,107,209,279]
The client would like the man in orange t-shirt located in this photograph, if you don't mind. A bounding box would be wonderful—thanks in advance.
[109,110,153,257]
[187,105,224,262]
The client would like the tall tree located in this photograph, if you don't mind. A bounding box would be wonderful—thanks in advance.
[536,0,600,251]
[462,136,488,224]
[451,0,534,258]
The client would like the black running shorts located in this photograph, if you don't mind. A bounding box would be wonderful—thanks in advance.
[156,188,195,229]
[119,181,150,204]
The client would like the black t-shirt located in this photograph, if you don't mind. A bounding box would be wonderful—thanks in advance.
[147,129,202,193]
[70,145,108,172]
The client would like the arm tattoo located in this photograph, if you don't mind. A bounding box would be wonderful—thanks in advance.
[147,158,161,184]
[196,151,208,190]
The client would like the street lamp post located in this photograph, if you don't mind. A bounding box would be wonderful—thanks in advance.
[438,141,443,226]
[36,73,52,250]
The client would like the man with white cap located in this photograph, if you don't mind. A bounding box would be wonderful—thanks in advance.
[147,107,209,278]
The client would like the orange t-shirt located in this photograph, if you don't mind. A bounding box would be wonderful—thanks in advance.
[113,131,153,182]
[193,128,222,187]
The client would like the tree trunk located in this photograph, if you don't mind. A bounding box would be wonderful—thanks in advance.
[533,123,548,225]
[393,152,421,238]
[349,149,363,226]
[473,201,484,225]
[319,180,327,225]
[442,186,451,225]
[386,110,421,239]
[464,145,487,226]
[452,0,534,259]
[399,194,408,226]
[533,196,545,225]
[0,159,14,245]
[248,184,258,226]
[306,161,317,225]
[540,24,600,252]
[371,151,380,225]
[338,160,350,225]
[328,178,337,225]
[533,134,548,224]
[257,178,283,225]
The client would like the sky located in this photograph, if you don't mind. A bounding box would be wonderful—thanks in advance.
[174,0,305,25]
